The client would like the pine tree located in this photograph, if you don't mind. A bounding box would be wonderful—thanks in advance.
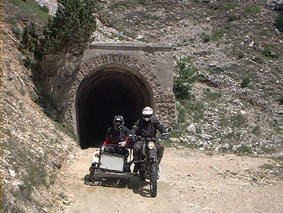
[42,0,97,55]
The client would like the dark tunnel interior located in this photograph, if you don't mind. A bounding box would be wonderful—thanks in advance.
[76,69,152,148]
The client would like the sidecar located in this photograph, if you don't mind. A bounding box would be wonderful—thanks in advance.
[88,145,133,183]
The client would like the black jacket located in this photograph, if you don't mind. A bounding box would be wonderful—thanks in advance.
[105,126,130,144]
[130,118,166,138]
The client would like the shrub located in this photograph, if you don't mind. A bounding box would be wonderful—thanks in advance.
[201,33,211,43]
[277,95,283,105]
[173,58,198,100]
[236,51,245,59]
[241,77,251,88]
[205,91,222,101]
[275,11,283,32]
[262,46,273,58]
[228,14,237,22]
[252,125,261,135]
[12,26,21,39]
[21,0,97,60]
[237,145,252,155]
[40,5,49,13]
[231,113,246,127]
[211,29,226,41]
[222,2,238,11]
[253,56,264,64]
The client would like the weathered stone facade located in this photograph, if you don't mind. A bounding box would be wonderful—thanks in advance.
[44,43,177,140]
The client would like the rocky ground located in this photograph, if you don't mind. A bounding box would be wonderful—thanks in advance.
[51,147,283,213]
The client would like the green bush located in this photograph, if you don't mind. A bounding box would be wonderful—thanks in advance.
[173,58,198,100]
[254,56,264,64]
[277,95,283,105]
[12,26,21,39]
[262,46,274,58]
[222,2,238,11]
[201,33,211,43]
[40,5,49,13]
[241,77,251,88]
[275,11,283,32]
[236,51,245,59]
[211,30,226,41]
[228,14,237,22]
[21,0,97,60]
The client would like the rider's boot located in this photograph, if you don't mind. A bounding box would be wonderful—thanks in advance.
[133,163,140,176]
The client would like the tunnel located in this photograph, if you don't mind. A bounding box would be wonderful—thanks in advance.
[76,66,153,148]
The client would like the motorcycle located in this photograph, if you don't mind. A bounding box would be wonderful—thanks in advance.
[133,127,173,197]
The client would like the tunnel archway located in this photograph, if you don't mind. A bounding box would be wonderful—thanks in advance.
[76,65,153,148]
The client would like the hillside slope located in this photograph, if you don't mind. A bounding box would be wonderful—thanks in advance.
[1,0,283,212]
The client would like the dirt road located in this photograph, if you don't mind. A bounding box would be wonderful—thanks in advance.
[52,147,283,213]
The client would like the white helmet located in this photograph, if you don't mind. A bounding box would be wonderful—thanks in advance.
[142,106,153,121]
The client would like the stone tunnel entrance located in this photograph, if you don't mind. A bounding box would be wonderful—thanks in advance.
[76,66,153,148]
[46,43,177,149]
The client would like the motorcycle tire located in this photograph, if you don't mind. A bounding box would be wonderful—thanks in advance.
[150,161,158,197]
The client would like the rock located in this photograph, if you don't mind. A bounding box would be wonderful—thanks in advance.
[136,35,144,40]
[222,143,230,150]
[199,147,205,151]
[199,134,213,140]
[186,124,196,133]
[169,137,180,143]
[240,110,247,115]
[275,28,281,36]
[63,200,71,206]
[249,41,255,48]
[266,0,283,11]
[8,169,16,177]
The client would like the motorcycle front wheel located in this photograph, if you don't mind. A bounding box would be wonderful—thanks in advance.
[150,161,158,197]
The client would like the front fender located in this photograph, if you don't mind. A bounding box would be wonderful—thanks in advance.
[148,148,157,159]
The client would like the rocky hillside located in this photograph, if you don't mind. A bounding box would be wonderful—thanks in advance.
[93,0,283,156]
[1,0,282,212]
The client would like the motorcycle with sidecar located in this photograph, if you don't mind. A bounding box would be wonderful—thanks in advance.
[87,127,173,197]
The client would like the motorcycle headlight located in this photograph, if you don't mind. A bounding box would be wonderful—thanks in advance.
[148,141,155,149]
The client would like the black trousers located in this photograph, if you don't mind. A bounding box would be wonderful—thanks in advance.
[133,140,164,163]
[104,146,129,158]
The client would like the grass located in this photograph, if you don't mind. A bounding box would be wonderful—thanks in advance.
[222,2,238,11]
[231,113,246,128]
[7,0,50,24]
[252,125,261,135]
[204,91,222,101]
[245,5,261,14]
[237,145,252,155]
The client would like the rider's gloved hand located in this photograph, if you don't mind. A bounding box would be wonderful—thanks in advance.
[118,141,127,148]
[161,133,170,140]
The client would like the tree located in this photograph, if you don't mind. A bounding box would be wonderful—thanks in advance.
[42,0,97,55]
[22,0,97,60]
[173,58,198,100]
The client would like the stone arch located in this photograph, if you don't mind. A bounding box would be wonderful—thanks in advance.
[63,53,164,148]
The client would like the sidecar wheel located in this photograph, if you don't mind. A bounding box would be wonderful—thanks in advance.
[89,171,95,182]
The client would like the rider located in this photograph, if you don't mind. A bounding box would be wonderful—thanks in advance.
[130,106,169,174]
[103,115,130,158]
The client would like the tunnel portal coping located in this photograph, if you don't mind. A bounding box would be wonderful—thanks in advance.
[89,42,173,52]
